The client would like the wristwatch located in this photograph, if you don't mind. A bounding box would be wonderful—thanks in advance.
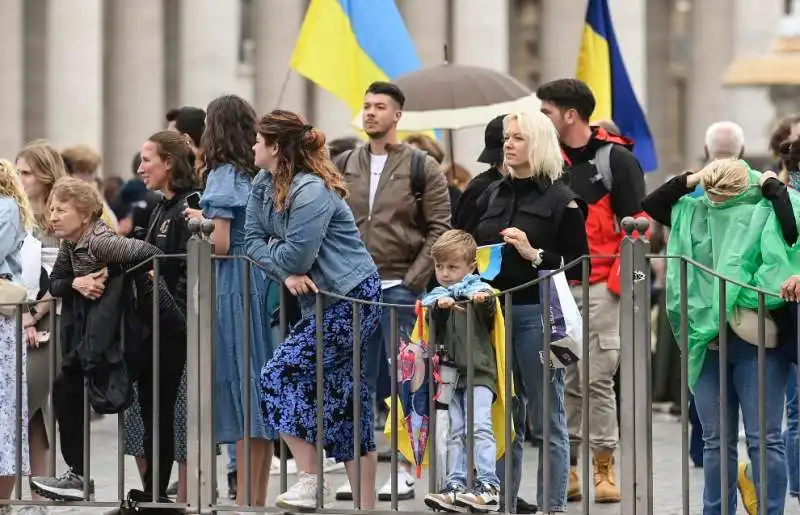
[531,249,544,268]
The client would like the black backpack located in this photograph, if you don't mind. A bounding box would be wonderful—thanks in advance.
[335,147,428,229]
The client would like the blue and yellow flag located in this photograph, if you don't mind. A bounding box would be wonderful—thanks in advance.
[290,0,422,115]
[576,0,658,172]
[476,244,504,280]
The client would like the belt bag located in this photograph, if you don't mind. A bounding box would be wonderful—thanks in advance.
[0,277,27,318]
[729,306,779,349]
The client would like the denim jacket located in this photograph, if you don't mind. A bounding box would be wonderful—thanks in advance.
[245,170,377,316]
[0,197,26,283]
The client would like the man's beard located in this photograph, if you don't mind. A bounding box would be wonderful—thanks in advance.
[365,127,389,140]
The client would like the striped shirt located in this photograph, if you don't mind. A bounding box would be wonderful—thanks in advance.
[49,221,183,322]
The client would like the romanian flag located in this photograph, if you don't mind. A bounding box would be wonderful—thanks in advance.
[290,0,422,115]
[576,0,658,172]
[476,244,504,280]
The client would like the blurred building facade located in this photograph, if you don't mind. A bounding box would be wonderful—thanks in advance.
[0,0,790,181]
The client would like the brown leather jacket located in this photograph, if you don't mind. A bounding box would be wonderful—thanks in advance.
[342,143,451,293]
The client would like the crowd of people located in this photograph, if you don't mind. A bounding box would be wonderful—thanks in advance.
[0,75,799,515]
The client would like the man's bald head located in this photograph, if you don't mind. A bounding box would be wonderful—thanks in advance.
[704,121,745,161]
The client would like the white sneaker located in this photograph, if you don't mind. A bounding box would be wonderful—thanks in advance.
[377,468,415,501]
[323,456,345,473]
[270,456,298,476]
[275,472,332,510]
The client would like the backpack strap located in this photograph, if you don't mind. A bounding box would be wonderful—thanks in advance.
[594,143,614,192]
[410,149,427,229]
[333,148,355,173]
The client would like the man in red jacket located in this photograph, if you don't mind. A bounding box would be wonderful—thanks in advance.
[537,78,648,505]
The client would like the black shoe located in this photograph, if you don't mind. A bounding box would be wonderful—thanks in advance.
[377,449,393,462]
[122,488,184,514]
[166,480,179,497]
[516,497,537,514]
[227,470,237,500]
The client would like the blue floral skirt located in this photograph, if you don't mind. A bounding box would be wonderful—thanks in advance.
[260,274,381,463]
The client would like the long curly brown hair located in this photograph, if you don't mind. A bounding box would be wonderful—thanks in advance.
[258,110,347,212]
[200,95,260,178]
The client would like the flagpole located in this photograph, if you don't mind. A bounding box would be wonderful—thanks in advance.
[275,67,292,109]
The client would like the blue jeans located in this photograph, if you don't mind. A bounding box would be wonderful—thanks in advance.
[447,386,500,488]
[496,304,569,512]
[785,364,799,497]
[693,331,789,515]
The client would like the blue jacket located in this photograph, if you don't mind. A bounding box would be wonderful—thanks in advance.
[0,197,26,283]
[245,170,377,317]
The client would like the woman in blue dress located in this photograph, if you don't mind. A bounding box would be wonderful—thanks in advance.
[246,110,381,511]
[185,94,275,509]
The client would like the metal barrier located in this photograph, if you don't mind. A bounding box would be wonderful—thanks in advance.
[0,215,794,514]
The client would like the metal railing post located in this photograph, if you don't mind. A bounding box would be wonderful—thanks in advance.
[618,219,636,515]
[185,219,216,514]
[619,216,653,515]
[631,218,653,515]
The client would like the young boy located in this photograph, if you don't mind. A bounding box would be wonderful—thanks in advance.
[422,230,500,513]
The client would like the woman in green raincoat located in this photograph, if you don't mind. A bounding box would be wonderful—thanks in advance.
[641,158,799,515]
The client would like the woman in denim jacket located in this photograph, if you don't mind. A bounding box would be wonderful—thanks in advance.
[0,159,35,510]
[246,110,381,511]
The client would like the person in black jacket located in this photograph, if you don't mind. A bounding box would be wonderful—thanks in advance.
[453,114,506,235]
[473,111,589,513]
[126,130,201,504]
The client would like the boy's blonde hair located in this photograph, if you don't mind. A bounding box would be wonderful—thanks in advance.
[432,229,477,264]
[701,158,750,198]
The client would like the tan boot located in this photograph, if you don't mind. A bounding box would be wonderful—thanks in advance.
[592,451,621,503]
[567,466,582,502]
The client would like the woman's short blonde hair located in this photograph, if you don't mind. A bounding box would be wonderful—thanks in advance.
[701,158,750,198]
[50,176,104,221]
[504,111,564,183]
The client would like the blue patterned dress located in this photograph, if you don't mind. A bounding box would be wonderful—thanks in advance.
[260,274,381,462]
[201,164,276,443]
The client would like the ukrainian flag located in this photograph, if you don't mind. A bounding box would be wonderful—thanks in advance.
[576,0,658,172]
[290,0,422,115]
[476,244,504,281]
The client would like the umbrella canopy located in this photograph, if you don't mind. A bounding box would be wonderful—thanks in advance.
[352,63,540,131]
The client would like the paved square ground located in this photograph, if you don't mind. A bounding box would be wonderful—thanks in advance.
[7,412,797,514]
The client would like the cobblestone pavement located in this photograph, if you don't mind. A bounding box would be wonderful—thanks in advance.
[5,411,797,514]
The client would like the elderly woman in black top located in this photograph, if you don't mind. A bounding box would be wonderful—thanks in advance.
[30,177,184,509]
[473,110,589,513]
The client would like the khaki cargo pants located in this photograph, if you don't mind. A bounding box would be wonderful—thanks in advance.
[565,282,620,452]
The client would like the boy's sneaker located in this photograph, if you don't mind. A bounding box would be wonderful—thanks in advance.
[30,469,95,501]
[275,472,332,511]
[424,483,468,513]
[456,483,500,512]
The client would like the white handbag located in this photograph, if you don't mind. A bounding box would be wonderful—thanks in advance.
[0,277,27,318]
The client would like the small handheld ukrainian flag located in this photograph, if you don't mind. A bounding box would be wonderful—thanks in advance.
[476,244,505,281]
[576,0,658,172]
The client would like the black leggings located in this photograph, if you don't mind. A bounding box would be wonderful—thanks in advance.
[53,366,88,476]
[135,330,187,497]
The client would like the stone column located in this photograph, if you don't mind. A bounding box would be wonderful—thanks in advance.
[179,0,241,108]
[687,0,735,161]
[401,0,448,67]
[0,0,23,159]
[730,0,783,154]
[104,0,165,178]
[451,0,510,175]
[539,0,584,81]
[46,0,104,153]
[253,0,307,116]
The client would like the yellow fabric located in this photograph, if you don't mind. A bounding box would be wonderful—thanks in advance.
[101,202,119,233]
[383,297,513,469]
[575,24,612,122]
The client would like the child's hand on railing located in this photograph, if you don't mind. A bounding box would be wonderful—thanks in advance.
[436,297,456,309]
[471,291,490,304]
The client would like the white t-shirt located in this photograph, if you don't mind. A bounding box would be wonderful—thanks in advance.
[368,153,389,213]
